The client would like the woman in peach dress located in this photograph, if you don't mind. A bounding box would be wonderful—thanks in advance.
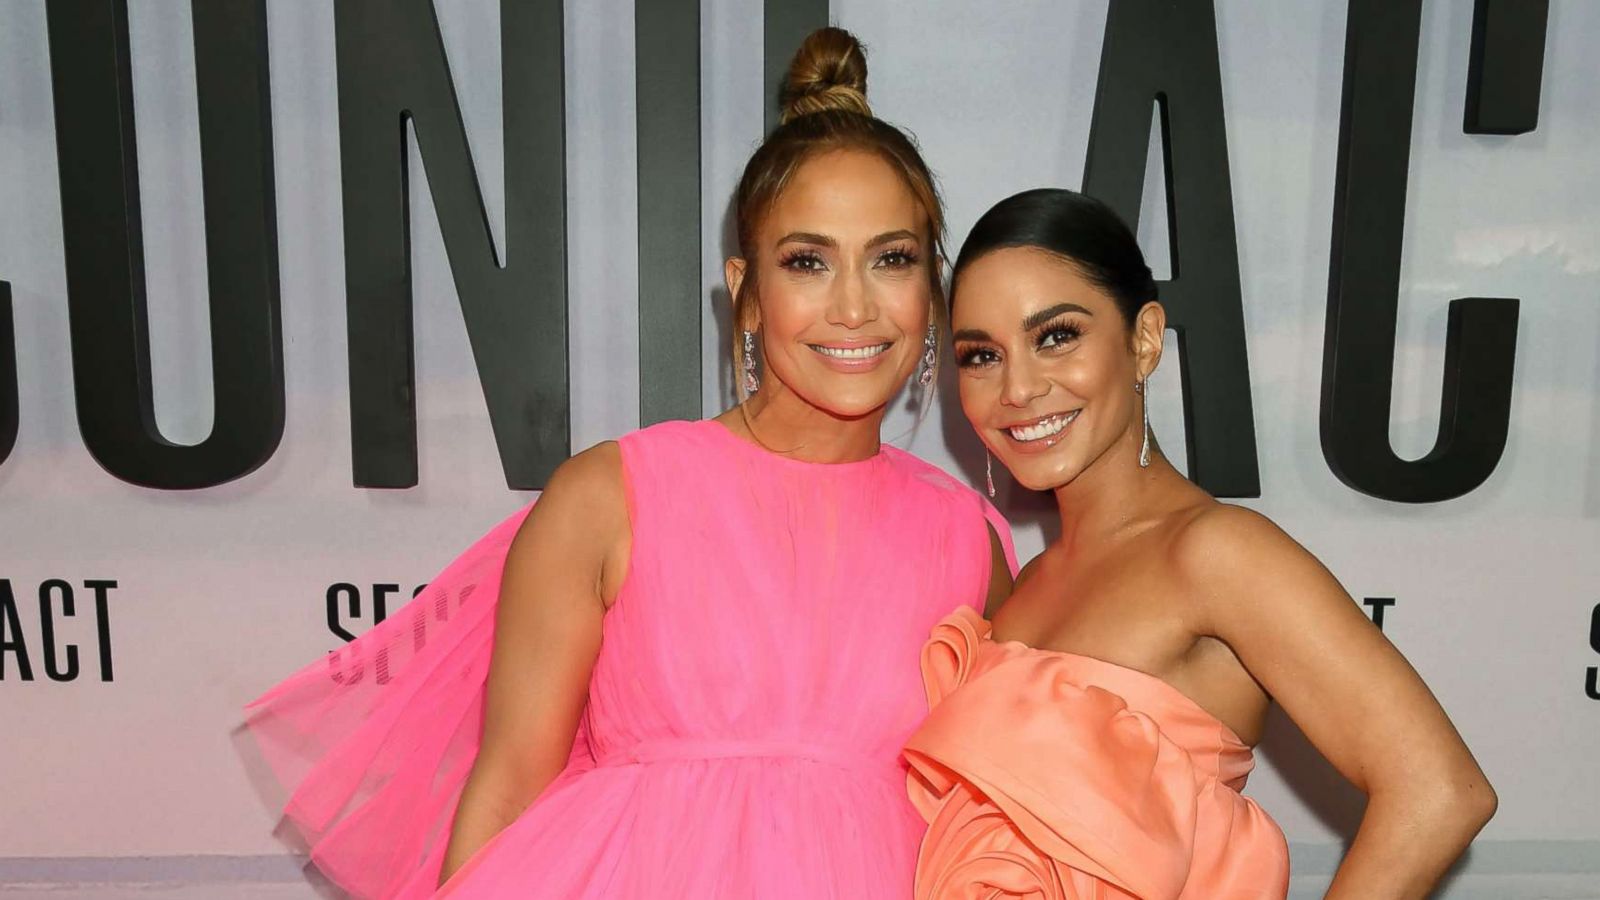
[905,189,1496,899]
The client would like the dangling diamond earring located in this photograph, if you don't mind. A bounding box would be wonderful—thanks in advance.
[985,452,996,498]
[917,324,937,388]
[742,330,759,395]
[1135,377,1151,468]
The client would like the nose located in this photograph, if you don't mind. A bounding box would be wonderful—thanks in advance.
[824,267,878,329]
[1000,353,1050,408]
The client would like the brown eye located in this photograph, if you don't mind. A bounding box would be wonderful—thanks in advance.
[956,346,1000,369]
[1037,324,1082,350]
[875,247,918,269]
[780,250,826,272]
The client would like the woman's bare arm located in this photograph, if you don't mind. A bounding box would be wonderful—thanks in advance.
[439,443,629,885]
[1177,506,1496,900]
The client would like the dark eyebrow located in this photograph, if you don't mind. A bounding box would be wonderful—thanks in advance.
[776,230,920,251]
[776,231,837,248]
[951,328,991,343]
[866,229,918,248]
[1022,303,1093,331]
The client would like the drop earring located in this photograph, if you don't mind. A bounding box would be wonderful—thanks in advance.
[985,452,996,499]
[742,330,759,395]
[917,324,937,388]
[1135,377,1151,468]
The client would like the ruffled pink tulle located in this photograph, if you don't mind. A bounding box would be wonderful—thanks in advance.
[245,505,537,899]
[244,420,1015,899]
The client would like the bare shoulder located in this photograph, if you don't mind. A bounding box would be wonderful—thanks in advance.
[512,441,628,550]
[1171,502,1294,561]
[551,440,623,487]
[1171,502,1308,571]
[496,441,632,610]
[1168,503,1338,613]
[1013,553,1047,591]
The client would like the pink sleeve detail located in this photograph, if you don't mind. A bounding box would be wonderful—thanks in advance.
[981,497,1021,577]
[242,502,539,899]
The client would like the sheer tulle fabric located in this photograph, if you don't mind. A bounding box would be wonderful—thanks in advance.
[245,420,1016,899]
[904,608,1289,899]
[244,506,529,899]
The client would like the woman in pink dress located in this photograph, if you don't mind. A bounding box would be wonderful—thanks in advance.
[905,189,1496,898]
[245,29,1012,899]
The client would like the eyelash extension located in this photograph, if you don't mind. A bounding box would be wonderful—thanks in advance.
[1033,317,1083,348]
[778,249,826,271]
[954,345,998,368]
[877,245,920,266]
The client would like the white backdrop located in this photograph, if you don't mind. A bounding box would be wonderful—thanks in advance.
[1,1,1597,897]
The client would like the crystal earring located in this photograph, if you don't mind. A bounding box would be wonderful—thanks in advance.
[917,324,938,388]
[1135,377,1151,468]
[985,452,996,498]
[742,330,759,395]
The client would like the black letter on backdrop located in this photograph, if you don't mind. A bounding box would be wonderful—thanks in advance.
[1589,604,1600,700]
[0,581,34,681]
[40,579,81,682]
[764,0,829,132]
[335,0,567,489]
[371,583,399,624]
[1464,0,1549,135]
[44,0,284,489]
[1322,0,1521,503]
[637,0,702,424]
[85,579,115,682]
[326,583,363,643]
[1082,0,1260,497]
[1362,596,1396,631]
[0,282,16,468]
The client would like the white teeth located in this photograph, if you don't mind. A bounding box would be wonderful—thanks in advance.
[1007,411,1079,442]
[812,343,889,360]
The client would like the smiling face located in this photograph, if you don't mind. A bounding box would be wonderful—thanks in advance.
[726,148,934,419]
[952,246,1163,490]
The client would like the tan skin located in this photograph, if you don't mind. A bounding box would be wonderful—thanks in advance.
[439,149,1010,885]
[952,246,1496,900]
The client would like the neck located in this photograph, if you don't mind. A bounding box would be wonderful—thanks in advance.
[1051,427,1170,552]
[728,381,885,464]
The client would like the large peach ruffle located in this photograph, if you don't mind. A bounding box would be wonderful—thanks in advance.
[904,607,1288,899]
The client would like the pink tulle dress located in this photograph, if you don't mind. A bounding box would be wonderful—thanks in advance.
[245,419,1015,899]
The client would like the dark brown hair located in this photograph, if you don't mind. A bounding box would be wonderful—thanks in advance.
[952,188,1157,325]
[731,27,948,396]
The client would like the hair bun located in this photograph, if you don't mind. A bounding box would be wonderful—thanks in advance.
[780,27,871,124]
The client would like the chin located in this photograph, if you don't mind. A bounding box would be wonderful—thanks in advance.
[809,394,894,420]
[1001,457,1080,493]
[797,376,908,419]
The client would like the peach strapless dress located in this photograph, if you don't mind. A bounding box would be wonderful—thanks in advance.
[904,607,1289,899]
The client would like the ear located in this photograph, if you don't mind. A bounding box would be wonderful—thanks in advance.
[723,257,751,326]
[1133,301,1166,381]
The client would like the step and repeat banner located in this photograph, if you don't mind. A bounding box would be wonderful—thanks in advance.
[1,1,1597,896]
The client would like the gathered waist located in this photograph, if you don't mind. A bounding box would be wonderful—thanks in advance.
[593,737,904,779]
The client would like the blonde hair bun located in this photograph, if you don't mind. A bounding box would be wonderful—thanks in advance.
[780,27,872,125]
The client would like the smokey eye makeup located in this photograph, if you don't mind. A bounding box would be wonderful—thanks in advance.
[951,313,1084,370]
[954,343,1000,369]
[874,244,921,269]
[777,248,828,273]
[1032,317,1083,351]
